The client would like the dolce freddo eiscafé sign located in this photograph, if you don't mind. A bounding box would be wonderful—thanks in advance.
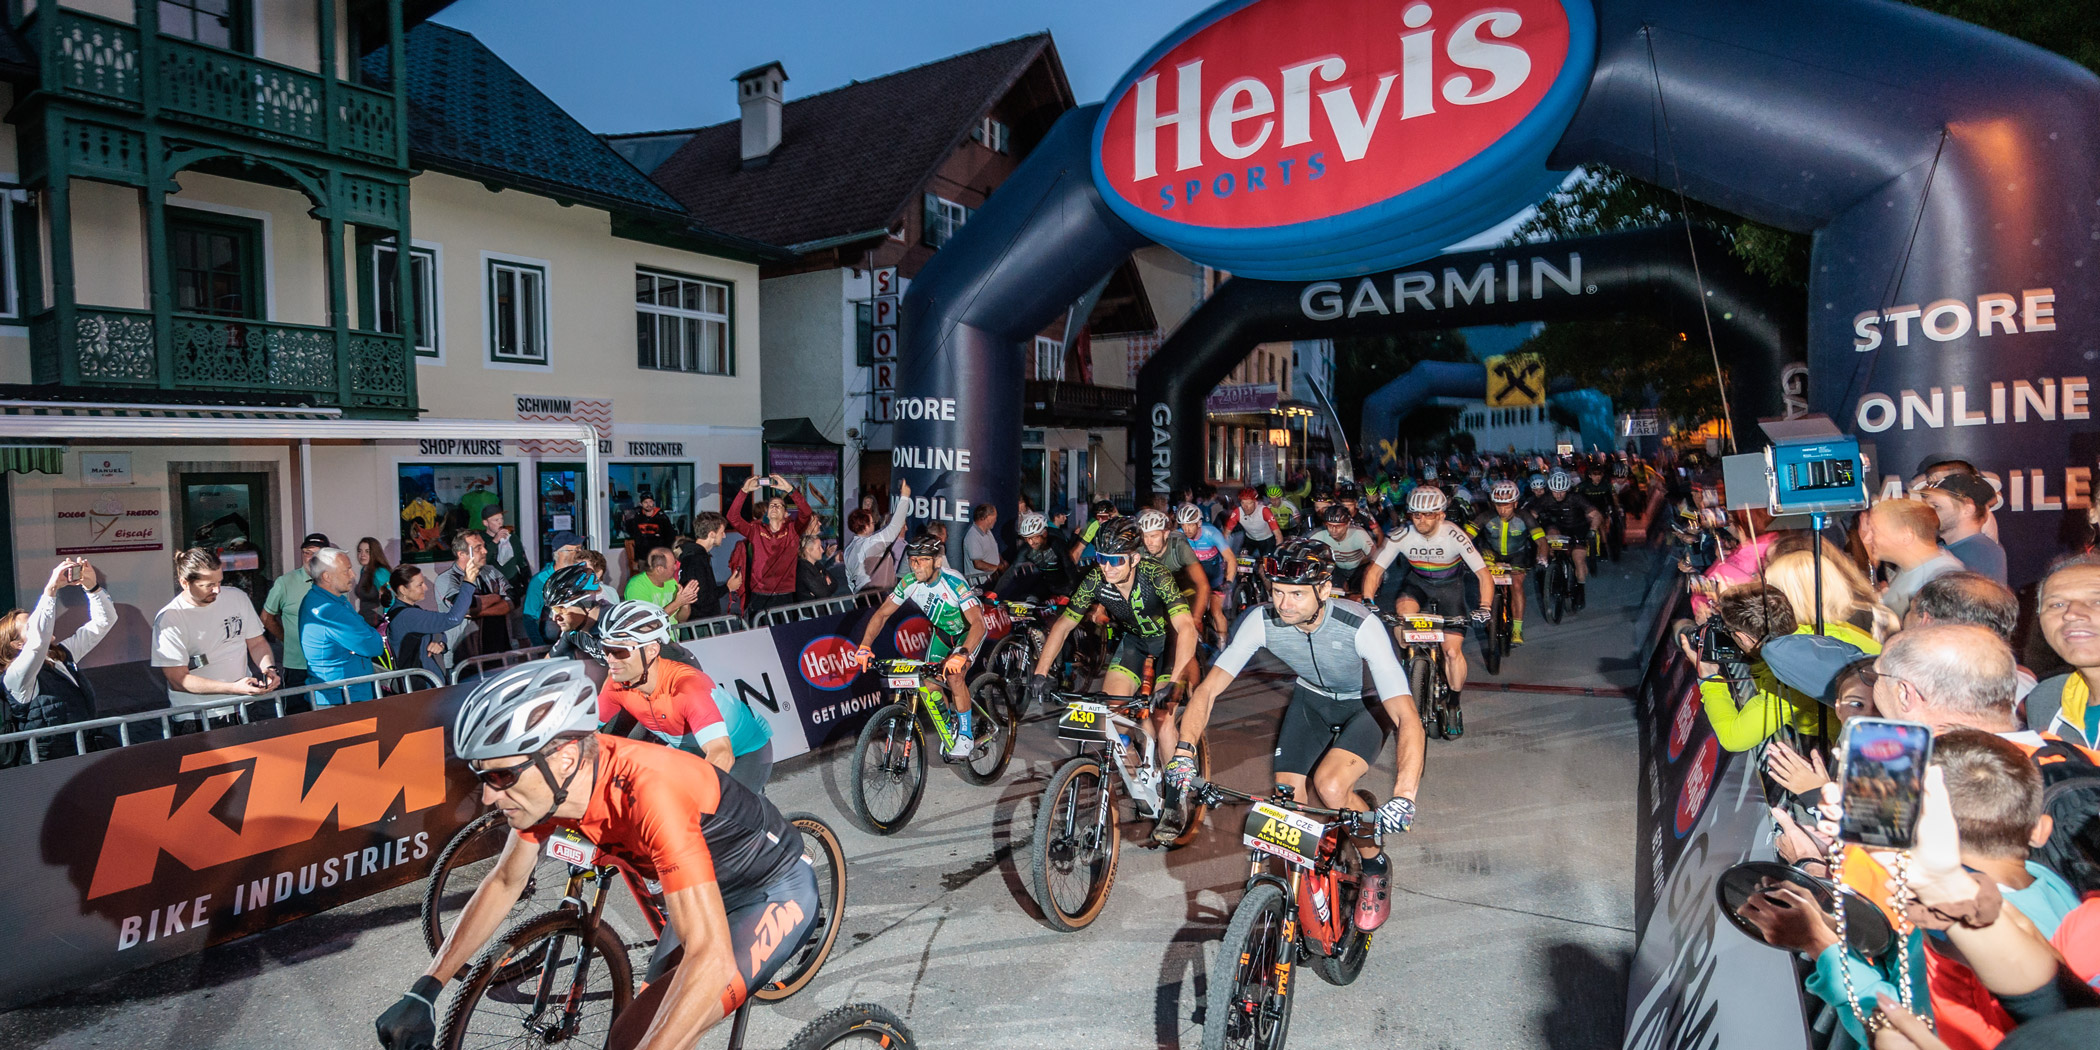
[1092,0,1597,279]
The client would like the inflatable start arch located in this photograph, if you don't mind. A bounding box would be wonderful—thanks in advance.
[894,0,2100,586]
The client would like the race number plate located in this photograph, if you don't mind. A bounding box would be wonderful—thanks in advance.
[1547,537,1570,550]
[1242,802,1323,868]
[1488,569,1512,586]
[1057,701,1114,742]
[545,828,598,868]
[1402,616,1441,643]
[886,674,921,689]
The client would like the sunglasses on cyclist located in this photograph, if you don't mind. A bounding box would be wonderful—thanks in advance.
[601,643,640,660]
[469,757,538,792]
[1099,553,1138,567]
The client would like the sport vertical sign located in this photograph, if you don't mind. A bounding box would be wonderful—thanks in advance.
[870,267,900,424]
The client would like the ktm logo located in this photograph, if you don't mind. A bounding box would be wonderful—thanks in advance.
[748,898,807,976]
[88,719,447,899]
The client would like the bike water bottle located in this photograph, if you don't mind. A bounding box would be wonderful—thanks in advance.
[1310,885,1331,925]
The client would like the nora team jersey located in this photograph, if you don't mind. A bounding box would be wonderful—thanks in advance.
[597,660,728,752]
[891,567,979,646]
[1372,521,1486,583]
[517,734,803,895]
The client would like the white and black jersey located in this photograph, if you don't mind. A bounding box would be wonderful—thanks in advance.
[1213,598,1410,700]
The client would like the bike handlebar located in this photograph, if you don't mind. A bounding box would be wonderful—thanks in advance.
[1190,777,1378,831]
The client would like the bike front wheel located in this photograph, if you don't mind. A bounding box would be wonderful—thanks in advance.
[1479,586,1507,676]
[754,812,849,1002]
[1030,755,1121,931]
[422,811,578,982]
[848,703,926,834]
[1202,882,1295,1050]
[1408,655,1437,734]
[782,1003,917,1050]
[439,909,633,1050]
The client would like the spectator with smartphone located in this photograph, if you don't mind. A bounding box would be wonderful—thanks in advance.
[727,473,814,617]
[2,558,116,760]
[380,564,477,678]
[153,547,282,726]
[436,530,512,668]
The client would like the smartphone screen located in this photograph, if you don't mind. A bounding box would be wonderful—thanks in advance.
[1836,718,1933,848]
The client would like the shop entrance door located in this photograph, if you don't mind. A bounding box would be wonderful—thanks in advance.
[175,472,272,606]
[536,463,585,563]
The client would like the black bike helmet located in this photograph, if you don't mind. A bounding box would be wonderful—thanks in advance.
[540,564,600,609]
[1262,540,1334,585]
[1090,499,1117,518]
[1092,518,1144,557]
[906,530,946,559]
[1321,503,1352,525]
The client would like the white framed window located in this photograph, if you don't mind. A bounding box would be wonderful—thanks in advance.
[485,256,549,366]
[923,194,970,248]
[1033,336,1064,381]
[372,240,440,357]
[0,186,20,321]
[635,268,733,375]
[971,117,1012,154]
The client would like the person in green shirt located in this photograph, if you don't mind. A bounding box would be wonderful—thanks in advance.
[623,548,698,620]
[1679,584,1879,752]
[262,532,330,688]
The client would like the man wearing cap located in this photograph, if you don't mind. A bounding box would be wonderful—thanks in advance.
[1919,472,2008,585]
[1913,453,2000,540]
[262,531,331,688]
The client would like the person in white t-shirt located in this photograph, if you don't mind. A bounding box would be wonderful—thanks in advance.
[964,502,1005,578]
[153,547,281,723]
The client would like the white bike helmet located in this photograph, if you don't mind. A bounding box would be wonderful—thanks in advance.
[599,600,674,647]
[1547,470,1575,494]
[1017,512,1047,537]
[1449,485,1474,504]
[1490,480,1520,504]
[1174,503,1204,525]
[1135,508,1171,532]
[1406,487,1447,514]
[452,659,600,762]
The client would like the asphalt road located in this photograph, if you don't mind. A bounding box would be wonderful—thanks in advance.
[4,553,1655,1050]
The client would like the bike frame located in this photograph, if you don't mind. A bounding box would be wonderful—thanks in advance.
[1054,693,1170,818]
[1211,785,1371,960]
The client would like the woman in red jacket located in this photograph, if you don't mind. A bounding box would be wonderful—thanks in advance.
[727,473,815,617]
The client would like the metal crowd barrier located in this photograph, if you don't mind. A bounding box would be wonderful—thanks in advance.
[672,614,746,641]
[449,645,554,685]
[0,668,445,763]
[748,590,881,628]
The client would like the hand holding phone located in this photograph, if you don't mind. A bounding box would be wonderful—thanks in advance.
[1833,717,1933,849]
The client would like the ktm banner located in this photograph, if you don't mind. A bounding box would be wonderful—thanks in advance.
[0,684,480,1008]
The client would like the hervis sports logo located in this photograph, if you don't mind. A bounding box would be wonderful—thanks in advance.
[1093,0,1596,280]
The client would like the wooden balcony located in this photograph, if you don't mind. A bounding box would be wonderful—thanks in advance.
[1024,380,1135,427]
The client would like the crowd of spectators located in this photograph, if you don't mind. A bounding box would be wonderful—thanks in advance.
[1671,453,2099,1048]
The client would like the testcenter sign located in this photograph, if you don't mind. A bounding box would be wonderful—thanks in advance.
[1093,0,1595,278]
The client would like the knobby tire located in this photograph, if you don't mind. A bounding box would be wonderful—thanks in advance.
[958,674,1017,785]
[439,909,633,1050]
[1202,882,1294,1050]
[754,813,849,1002]
[781,1002,917,1050]
[849,703,926,834]
[1029,755,1120,931]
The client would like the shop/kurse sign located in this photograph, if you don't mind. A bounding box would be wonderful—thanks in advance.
[54,487,164,555]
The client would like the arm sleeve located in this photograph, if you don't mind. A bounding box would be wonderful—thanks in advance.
[790,488,816,523]
[1063,571,1103,623]
[314,598,386,658]
[670,669,729,745]
[597,684,625,726]
[4,592,59,704]
[150,612,189,669]
[61,588,118,662]
[262,576,287,616]
[874,503,910,545]
[1373,537,1405,570]
[1356,614,1411,699]
[1803,944,1901,1047]
[1212,608,1268,677]
[235,593,264,639]
[1452,528,1487,572]
[639,769,721,893]
[1699,673,1791,752]
[726,489,758,535]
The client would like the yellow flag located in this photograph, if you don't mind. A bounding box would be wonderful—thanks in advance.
[1484,354,1545,407]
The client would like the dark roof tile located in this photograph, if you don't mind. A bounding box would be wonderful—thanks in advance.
[636,34,1057,249]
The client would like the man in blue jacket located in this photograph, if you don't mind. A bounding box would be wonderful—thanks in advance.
[300,547,386,704]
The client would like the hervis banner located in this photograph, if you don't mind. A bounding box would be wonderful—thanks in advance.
[0,686,480,1008]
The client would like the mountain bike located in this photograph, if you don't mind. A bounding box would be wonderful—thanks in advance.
[435,823,905,1050]
[422,809,847,999]
[1478,559,1516,676]
[1027,689,1211,932]
[1537,535,1576,625]
[846,657,1016,834]
[1386,611,1461,740]
[1192,780,1381,1050]
[977,596,1085,710]
[1231,555,1269,615]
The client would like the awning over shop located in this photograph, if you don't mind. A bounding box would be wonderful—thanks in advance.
[0,446,61,474]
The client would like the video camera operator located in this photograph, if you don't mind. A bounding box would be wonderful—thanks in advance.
[1678,585,1879,753]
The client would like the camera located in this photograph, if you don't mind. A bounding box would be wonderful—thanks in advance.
[1697,621,1747,665]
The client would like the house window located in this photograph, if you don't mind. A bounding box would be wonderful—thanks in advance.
[371,241,439,356]
[170,209,262,319]
[635,269,732,375]
[855,301,873,366]
[1033,336,1064,381]
[488,259,547,364]
[0,189,22,320]
[923,194,970,248]
[971,118,1012,154]
[159,0,245,51]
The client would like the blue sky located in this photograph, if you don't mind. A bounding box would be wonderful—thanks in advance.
[432,0,1210,135]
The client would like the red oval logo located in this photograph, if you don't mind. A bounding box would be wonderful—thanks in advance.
[1859,737,1906,762]
[1668,681,1701,761]
[1674,736,1720,838]
[893,616,931,658]
[798,635,862,691]
[1098,0,1573,230]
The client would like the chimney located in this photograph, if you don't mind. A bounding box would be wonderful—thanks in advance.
[734,62,787,163]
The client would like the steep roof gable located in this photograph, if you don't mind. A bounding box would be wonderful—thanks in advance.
[633,34,1070,250]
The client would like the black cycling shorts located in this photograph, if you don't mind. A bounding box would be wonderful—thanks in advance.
[612,859,821,1050]
[1108,629,1170,684]
[1398,576,1470,637]
[1273,683,1388,777]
